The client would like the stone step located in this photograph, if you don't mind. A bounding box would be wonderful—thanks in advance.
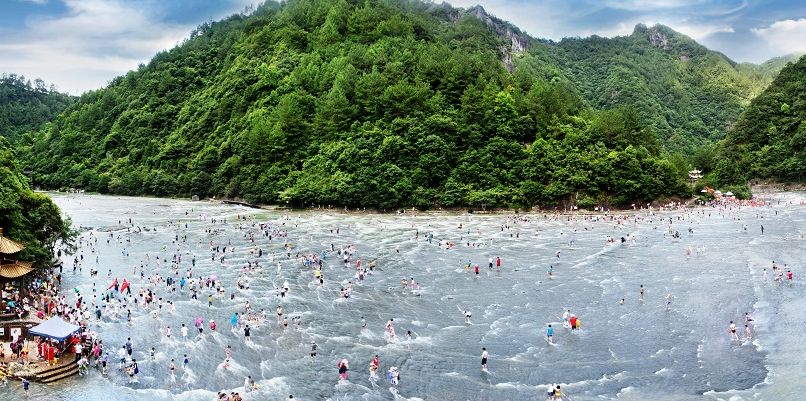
[40,365,79,383]
[34,359,79,382]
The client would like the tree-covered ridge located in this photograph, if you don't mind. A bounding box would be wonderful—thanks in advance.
[0,74,75,142]
[739,53,804,81]
[0,136,73,267]
[714,55,806,184]
[22,0,711,208]
[523,24,774,155]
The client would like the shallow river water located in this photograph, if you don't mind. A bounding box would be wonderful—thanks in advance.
[5,193,806,401]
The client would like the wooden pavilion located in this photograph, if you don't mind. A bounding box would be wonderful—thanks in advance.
[0,228,33,281]
[1,227,35,326]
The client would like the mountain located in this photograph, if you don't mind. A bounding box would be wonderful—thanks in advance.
[22,0,696,209]
[0,74,75,142]
[739,53,804,80]
[518,23,774,154]
[714,55,806,185]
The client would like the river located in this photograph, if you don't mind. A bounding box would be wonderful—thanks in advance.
[4,193,806,401]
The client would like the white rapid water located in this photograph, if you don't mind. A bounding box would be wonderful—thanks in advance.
[4,192,806,401]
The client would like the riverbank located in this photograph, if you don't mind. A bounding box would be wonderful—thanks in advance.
[39,190,698,215]
[751,181,806,193]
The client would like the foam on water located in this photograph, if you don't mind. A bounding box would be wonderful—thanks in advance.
[12,193,806,400]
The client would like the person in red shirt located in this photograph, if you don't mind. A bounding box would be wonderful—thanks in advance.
[47,344,55,366]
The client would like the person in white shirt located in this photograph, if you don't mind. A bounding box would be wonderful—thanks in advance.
[480,347,488,369]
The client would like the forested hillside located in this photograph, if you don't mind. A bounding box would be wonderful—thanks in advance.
[524,24,773,154]
[0,74,74,142]
[715,55,806,184]
[23,0,768,208]
[0,136,73,266]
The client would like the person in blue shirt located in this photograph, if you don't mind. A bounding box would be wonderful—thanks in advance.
[546,324,554,344]
[230,312,239,330]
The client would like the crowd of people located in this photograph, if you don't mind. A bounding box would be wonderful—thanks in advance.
[3,192,795,400]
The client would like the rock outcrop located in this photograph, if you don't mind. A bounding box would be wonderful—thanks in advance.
[465,5,530,72]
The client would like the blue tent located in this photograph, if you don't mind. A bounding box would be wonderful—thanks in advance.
[28,317,80,341]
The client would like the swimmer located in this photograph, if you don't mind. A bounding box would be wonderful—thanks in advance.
[546,324,554,344]
[337,359,349,380]
[169,359,177,381]
[385,318,395,338]
[480,347,488,369]
[561,309,570,329]
[368,354,379,385]
[729,321,739,341]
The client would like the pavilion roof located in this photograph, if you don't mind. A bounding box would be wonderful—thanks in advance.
[0,235,25,254]
[0,260,33,279]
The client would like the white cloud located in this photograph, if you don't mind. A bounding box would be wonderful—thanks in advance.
[671,23,734,41]
[0,0,237,94]
[578,21,634,38]
[445,0,605,40]
[752,18,806,55]
[600,0,709,11]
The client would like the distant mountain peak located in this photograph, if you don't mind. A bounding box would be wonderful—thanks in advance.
[632,23,681,50]
[462,4,530,71]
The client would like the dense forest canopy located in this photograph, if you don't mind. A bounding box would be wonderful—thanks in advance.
[0,136,73,267]
[15,0,797,208]
[534,24,781,155]
[0,73,74,142]
[715,55,806,185]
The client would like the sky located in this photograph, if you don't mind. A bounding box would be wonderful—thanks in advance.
[1,0,805,95]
